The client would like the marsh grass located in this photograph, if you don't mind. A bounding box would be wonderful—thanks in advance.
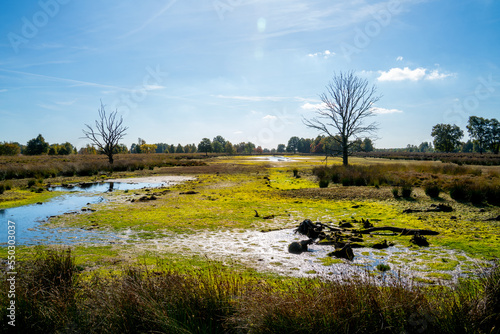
[313,163,500,205]
[0,153,207,181]
[1,248,499,333]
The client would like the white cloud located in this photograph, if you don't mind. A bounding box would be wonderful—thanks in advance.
[371,107,403,114]
[377,67,453,81]
[378,67,426,81]
[308,50,335,59]
[263,115,277,120]
[233,131,243,134]
[396,56,403,61]
[426,70,453,80]
[301,102,326,110]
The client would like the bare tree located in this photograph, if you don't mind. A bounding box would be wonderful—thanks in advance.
[82,101,128,164]
[303,71,380,165]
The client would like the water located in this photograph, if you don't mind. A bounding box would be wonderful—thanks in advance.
[49,181,170,193]
[0,194,115,246]
[1,179,182,246]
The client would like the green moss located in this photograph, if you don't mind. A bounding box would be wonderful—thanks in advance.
[426,272,453,280]
[320,257,344,266]
[0,189,61,209]
[426,259,459,271]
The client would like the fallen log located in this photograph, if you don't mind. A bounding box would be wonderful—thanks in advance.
[357,227,439,236]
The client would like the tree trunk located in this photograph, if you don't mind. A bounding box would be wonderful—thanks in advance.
[358,226,439,235]
[108,154,114,164]
[342,137,349,165]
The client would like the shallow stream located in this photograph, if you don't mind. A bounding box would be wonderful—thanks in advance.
[1,177,192,246]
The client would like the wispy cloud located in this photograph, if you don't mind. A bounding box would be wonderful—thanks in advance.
[55,99,77,106]
[377,67,454,81]
[426,70,454,80]
[0,68,130,91]
[121,0,179,37]
[396,56,403,61]
[214,95,286,102]
[371,107,403,114]
[0,89,7,93]
[263,115,277,120]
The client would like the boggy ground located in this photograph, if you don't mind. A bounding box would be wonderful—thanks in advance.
[32,155,500,284]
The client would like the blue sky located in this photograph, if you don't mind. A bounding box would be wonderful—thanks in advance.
[1,0,499,150]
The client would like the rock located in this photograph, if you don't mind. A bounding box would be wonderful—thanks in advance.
[288,239,313,254]
[372,239,392,249]
[361,218,373,228]
[328,244,354,261]
[339,222,353,228]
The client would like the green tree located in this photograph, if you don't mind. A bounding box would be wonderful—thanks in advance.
[213,136,226,153]
[303,71,380,165]
[213,141,224,153]
[25,134,49,155]
[461,140,474,153]
[286,136,300,153]
[467,116,489,154]
[83,102,128,164]
[297,138,312,153]
[114,143,128,154]
[175,144,184,153]
[224,141,235,154]
[431,123,463,152]
[244,142,255,154]
[277,144,286,153]
[487,118,500,154]
[418,141,432,152]
[198,138,212,156]
[362,138,374,152]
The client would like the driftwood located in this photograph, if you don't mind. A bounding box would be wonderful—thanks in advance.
[357,227,439,236]
[328,244,354,261]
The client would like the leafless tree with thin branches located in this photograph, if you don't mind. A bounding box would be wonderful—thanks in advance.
[303,71,380,165]
[82,101,128,164]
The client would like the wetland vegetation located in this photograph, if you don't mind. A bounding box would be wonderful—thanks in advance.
[1,154,499,333]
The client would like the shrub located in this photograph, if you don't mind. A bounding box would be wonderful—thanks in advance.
[392,187,400,198]
[27,179,36,188]
[424,182,441,198]
[449,182,468,202]
[0,184,4,194]
[319,179,330,188]
[292,169,299,178]
[401,185,413,198]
